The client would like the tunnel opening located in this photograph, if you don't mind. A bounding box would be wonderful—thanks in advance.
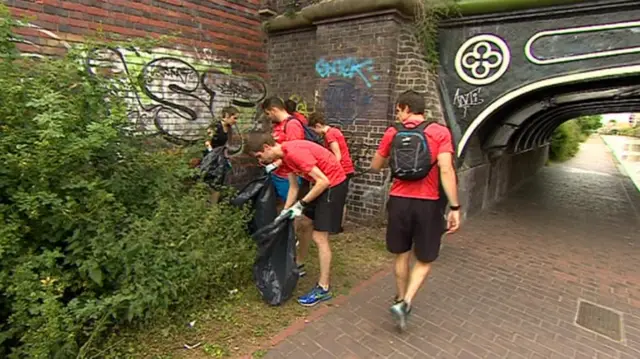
[467,74,640,159]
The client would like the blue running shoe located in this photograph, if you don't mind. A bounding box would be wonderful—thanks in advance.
[298,284,332,307]
[390,300,411,331]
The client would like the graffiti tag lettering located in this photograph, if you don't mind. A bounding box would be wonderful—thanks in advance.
[86,48,266,150]
[288,94,310,116]
[322,80,372,125]
[452,87,484,118]
[315,57,379,88]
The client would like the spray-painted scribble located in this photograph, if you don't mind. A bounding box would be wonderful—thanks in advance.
[315,57,379,88]
[322,80,372,125]
[86,47,267,150]
[452,87,484,118]
[288,94,310,116]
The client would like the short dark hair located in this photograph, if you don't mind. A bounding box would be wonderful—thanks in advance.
[308,112,326,127]
[243,131,276,154]
[261,96,285,111]
[221,106,239,118]
[396,90,425,115]
[284,99,297,114]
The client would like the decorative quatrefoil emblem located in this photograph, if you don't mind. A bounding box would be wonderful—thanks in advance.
[455,34,511,86]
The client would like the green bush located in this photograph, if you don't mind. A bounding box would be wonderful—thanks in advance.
[575,115,603,135]
[549,120,582,161]
[618,125,640,138]
[0,6,254,358]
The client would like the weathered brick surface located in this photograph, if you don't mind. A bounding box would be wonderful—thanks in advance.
[266,10,455,222]
[267,12,408,222]
[263,136,640,358]
[268,29,318,105]
[6,0,266,71]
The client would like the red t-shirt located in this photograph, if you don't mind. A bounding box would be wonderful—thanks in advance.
[281,140,346,187]
[292,112,308,126]
[324,127,355,175]
[271,118,305,177]
[376,118,453,200]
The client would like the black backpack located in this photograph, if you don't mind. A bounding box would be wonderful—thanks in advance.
[389,121,437,181]
[284,117,323,145]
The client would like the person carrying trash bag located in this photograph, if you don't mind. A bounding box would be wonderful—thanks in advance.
[201,106,239,204]
[244,132,348,307]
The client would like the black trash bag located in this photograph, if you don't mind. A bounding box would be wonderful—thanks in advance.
[251,216,299,306]
[230,174,277,234]
[200,147,231,188]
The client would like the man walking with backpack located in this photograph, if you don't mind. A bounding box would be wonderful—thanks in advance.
[370,90,461,331]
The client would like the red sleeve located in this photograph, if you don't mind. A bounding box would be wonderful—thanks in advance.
[284,119,305,141]
[325,128,339,145]
[431,125,454,155]
[376,127,397,158]
[287,148,317,174]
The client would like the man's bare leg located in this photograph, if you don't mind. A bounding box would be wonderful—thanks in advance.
[295,216,313,277]
[403,260,432,305]
[394,251,411,301]
[312,230,332,288]
[297,229,333,306]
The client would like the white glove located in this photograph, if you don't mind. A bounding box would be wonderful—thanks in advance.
[277,201,304,220]
[265,163,278,174]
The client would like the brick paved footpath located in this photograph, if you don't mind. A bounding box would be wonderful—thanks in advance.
[263,136,640,359]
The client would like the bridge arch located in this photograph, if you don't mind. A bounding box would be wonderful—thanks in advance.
[457,64,640,157]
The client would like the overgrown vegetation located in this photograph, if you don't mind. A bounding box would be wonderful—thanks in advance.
[0,6,255,358]
[414,0,460,71]
[619,125,640,138]
[549,115,603,161]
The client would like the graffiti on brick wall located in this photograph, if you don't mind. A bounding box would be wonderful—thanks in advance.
[10,20,267,153]
[322,80,373,125]
[86,47,267,151]
[315,57,380,88]
[288,94,310,116]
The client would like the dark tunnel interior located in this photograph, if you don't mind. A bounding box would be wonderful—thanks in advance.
[474,74,640,157]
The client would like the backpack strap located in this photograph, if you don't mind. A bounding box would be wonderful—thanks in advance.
[283,116,298,133]
[392,120,436,132]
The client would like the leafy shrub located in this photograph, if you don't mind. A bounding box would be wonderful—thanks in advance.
[549,120,582,161]
[575,115,603,135]
[618,125,640,138]
[0,6,254,358]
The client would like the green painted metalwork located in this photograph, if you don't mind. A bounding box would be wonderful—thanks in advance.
[456,0,596,16]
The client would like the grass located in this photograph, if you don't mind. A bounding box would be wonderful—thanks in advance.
[107,225,391,359]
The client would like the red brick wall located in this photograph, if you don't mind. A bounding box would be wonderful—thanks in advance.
[7,0,266,72]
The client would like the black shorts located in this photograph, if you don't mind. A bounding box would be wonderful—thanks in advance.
[303,180,349,233]
[386,196,446,263]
